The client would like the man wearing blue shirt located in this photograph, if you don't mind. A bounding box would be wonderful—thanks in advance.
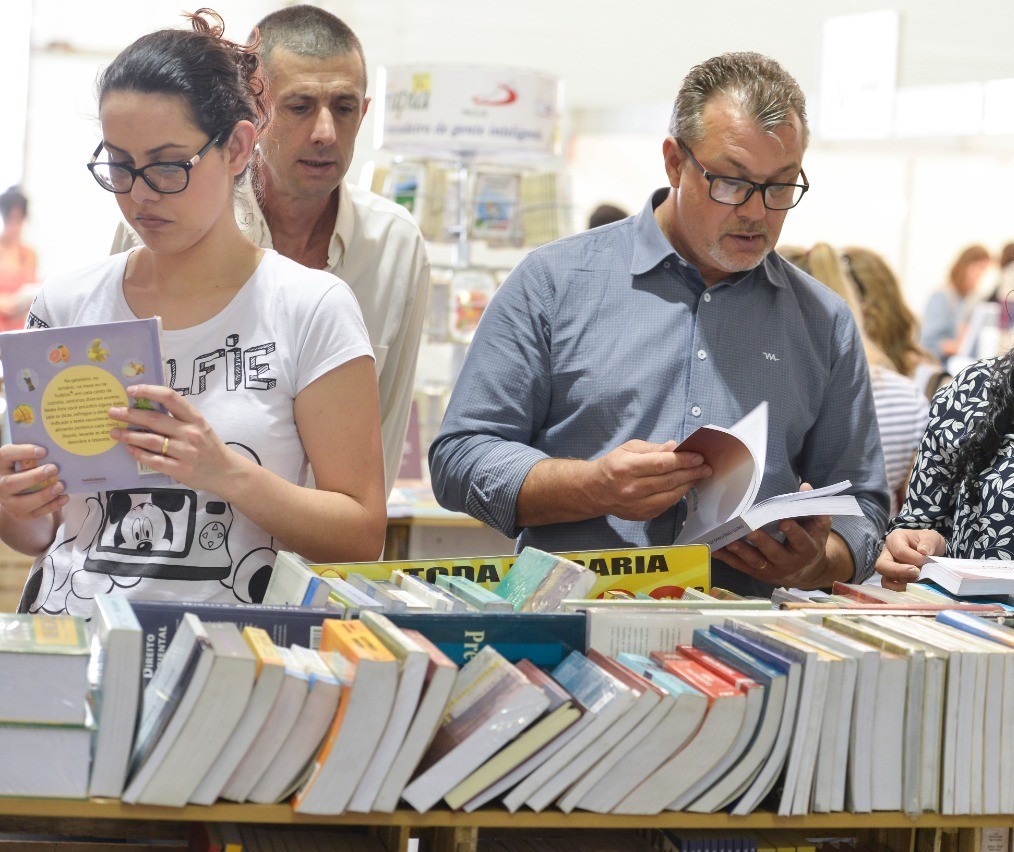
[429,52,889,595]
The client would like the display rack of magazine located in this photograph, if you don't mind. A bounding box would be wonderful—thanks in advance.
[5,548,1014,852]
[370,154,571,467]
[374,156,571,349]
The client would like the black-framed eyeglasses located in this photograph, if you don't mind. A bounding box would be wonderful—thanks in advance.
[87,134,222,195]
[677,139,809,211]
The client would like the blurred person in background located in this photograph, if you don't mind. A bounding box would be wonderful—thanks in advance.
[782,243,928,516]
[987,241,1014,330]
[920,243,992,361]
[0,186,38,332]
[841,245,946,400]
[587,203,629,230]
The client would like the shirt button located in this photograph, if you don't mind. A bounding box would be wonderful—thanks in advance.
[691,405,702,417]
[663,261,671,269]
[697,349,707,360]
[702,293,712,302]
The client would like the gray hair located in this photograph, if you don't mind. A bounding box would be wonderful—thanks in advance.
[670,52,809,149]
[251,4,367,89]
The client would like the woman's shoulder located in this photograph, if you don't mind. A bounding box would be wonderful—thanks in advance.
[44,253,129,289]
[873,365,923,395]
[255,250,361,319]
[33,253,130,321]
[948,357,996,396]
[259,250,344,292]
[927,357,997,423]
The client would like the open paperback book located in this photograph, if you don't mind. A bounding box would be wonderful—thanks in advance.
[674,401,862,550]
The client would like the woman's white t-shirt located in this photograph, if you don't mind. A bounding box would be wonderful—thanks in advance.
[19,249,372,616]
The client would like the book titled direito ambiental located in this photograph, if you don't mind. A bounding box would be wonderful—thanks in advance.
[0,317,171,493]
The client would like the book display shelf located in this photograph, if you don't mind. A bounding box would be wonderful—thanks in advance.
[0,799,1007,851]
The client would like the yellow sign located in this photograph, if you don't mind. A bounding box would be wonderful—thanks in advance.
[312,545,711,598]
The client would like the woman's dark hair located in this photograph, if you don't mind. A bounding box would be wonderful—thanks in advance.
[98,9,270,149]
[0,186,27,221]
[948,350,1014,502]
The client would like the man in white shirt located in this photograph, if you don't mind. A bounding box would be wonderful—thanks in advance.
[112,5,430,496]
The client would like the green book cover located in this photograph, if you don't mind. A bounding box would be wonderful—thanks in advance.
[492,547,560,611]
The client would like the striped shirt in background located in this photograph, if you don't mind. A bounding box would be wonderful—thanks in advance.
[871,367,930,515]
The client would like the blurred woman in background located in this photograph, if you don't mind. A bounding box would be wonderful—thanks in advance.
[920,243,992,362]
[0,186,38,332]
[841,246,945,400]
[782,243,929,516]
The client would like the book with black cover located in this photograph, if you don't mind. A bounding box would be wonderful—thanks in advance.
[128,600,331,684]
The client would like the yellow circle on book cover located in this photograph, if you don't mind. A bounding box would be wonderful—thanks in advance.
[41,365,127,455]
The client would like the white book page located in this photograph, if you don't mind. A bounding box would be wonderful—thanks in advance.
[925,556,1014,577]
[675,402,767,544]
[750,479,853,509]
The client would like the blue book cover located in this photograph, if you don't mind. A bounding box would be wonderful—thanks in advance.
[130,600,585,680]
[615,652,704,699]
[916,579,1014,613]
[0,317,171,493]
[386,611,585,669]
[709,624,795,675]
[550,650,625,710]
[936,608,1014,645]
[691,627,784,687]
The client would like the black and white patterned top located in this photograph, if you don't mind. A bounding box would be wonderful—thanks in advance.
[888,358,1014,560]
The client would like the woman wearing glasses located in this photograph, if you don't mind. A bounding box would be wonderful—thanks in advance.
[0,11,386,615]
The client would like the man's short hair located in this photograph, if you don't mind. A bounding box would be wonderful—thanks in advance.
[252,4,367,89]
[670,52,809,149]
[587,203,629,230]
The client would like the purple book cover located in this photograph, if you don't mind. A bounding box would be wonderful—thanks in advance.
[0,317,172,493]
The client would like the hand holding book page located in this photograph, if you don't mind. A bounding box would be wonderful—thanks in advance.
[673,401,862,551]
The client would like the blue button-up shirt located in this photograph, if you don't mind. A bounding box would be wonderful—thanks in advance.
[429,189,889,593]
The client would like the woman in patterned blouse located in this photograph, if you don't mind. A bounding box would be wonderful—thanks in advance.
[876,355,1014,589]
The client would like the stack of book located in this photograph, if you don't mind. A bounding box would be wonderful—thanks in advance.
[0,613,92,798]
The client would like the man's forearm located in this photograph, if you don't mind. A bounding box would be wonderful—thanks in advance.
[515,458,602,528]
[803,530,855,590]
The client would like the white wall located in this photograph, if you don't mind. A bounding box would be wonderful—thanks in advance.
[566,131,1014,314]
[16,0,1014,318]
